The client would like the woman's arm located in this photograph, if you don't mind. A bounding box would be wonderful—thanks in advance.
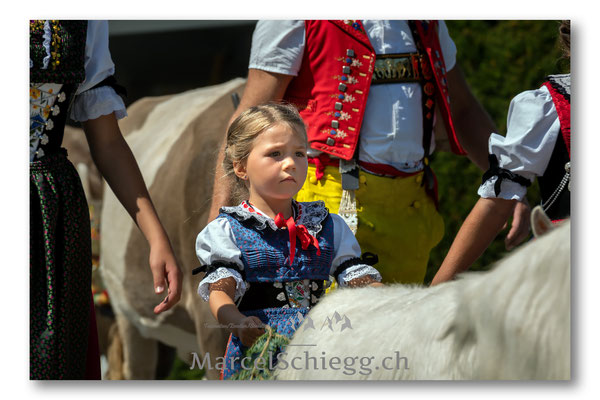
[430,197,516,286]
[82,113,182,314]
[444,66,531,249]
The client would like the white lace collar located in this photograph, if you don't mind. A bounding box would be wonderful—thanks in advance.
[220,200,329,237]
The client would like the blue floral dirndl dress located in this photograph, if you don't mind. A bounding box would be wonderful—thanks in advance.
[194,200,381,379]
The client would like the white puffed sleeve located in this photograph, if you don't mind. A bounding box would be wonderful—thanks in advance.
[329,214,382,287]
[195,218,247,302]
[70,20,127,121]
[248,20,305,76]
[478,85,561,201]
[438,21,457,71]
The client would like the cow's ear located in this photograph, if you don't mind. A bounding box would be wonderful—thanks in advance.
[233,160,247,181]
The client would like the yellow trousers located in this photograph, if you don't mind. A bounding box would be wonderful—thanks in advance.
[296,165,444,284]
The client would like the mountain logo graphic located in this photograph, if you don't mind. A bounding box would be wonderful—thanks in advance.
[297,311,352,332]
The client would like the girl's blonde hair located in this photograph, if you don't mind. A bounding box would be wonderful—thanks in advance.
[223,102,308,201]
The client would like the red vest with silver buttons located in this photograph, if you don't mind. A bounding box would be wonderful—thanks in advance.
[283,20,466,161]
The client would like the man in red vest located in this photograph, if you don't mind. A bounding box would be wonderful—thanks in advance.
[209,20,530,284]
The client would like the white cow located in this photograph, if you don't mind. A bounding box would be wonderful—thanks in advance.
[275,217,570,380]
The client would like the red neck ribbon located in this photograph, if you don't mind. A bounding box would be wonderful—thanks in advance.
[274,213,321,265]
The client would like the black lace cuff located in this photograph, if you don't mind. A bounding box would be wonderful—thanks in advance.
[192,260,245,280]
[332,252,379,281]
[482,154,531,196]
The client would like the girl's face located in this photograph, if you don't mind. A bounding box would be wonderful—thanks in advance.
[235,123,308,205]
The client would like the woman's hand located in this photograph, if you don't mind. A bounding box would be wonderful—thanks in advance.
[235,316,265,347]
[149,240,182,314]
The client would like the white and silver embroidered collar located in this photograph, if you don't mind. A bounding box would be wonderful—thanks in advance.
[548,74,570,97]
[220,200,329,237]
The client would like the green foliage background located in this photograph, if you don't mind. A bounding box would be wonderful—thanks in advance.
[425,20,568,282]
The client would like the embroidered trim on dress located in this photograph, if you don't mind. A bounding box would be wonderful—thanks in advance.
[29,83,64,161]
[295,200,329,237]
[338,264,382,287]
[332,257,362,280]
[547,74,570,101]
[30,20,87,84]
[42,20,52,70]
[220,202,279,231]
[220,200,329,237]
[192,259,244,277]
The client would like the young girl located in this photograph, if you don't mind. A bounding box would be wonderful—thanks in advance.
[194,103,382,379]
[431,21,570,285]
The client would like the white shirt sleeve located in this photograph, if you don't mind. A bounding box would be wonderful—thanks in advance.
[478,85,560,201]
[195,218,247,302]
[248,20,305,76]
[70,20,127,121]
[438,20,457,71]
[329,214,382,287]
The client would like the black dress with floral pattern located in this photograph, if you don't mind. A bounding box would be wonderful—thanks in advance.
[29,20,98,380]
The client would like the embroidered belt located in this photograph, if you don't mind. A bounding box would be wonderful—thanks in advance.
[308,155,422,179]
[371,53,422,84]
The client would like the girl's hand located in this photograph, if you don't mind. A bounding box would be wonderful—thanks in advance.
[149,240,183,314]
[236,316,265,347]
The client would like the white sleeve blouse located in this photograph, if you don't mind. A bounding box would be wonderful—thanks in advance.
[195,218,247,302]
[195,211,381,302]
[478,85,560,201]
[70,20,127,122]
[329,213,382,287]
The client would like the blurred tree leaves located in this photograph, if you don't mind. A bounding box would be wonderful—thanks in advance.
[425,20,568,282]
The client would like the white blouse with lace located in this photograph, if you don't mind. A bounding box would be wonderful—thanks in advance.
[196,201,381,302]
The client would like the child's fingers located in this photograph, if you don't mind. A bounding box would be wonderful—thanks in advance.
[247,316,265,329]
